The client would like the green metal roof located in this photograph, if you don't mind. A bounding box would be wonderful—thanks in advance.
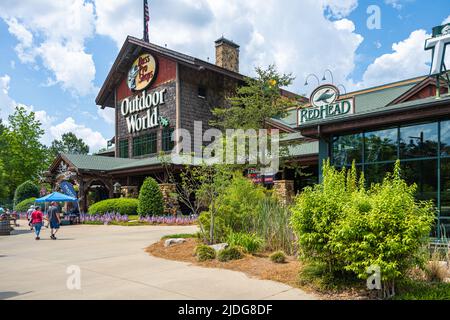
[62,153,138,171]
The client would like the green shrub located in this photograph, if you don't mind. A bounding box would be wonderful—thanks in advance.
[226,232,264,254]
[291,160,435,297]
[194,245,216,262]
[14,180,39,207]
[270,251,286,264]
[137,177,164,216]
[14,197,36,213]
[88,198,139,215]
[199,173,267,243]
[217,246,244,262]
[161,233,197,240]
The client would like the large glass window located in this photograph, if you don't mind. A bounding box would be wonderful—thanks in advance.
[401,160,438,204]
[364,162,395,185]
[118,139,129,158]
[440,120,450,156]
[399,122,438,159]
[364,128,398,163]
[332,134,363,166]
[133,132,157,157]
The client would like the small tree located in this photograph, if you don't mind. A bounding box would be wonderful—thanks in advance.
[14,180,40,207]
[137,177,164,216]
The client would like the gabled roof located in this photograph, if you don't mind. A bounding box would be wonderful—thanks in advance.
[96,36,246,109]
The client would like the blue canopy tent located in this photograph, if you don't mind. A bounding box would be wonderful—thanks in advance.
[35,192,78,203]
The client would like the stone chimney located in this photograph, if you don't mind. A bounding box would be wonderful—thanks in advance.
[215,37,240,73]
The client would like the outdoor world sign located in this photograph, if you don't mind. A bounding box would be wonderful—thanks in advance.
[121,52,169,134]
[298,84,354,125]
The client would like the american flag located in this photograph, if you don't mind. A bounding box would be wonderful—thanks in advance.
[143,0,150,42]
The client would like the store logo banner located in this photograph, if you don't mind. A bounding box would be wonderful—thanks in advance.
[425,23,450,75]
[298,84,354,125]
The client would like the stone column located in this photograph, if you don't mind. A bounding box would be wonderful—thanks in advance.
[159,183,180,216]
[273,180,295,205]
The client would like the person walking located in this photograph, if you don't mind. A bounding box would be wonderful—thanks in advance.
[27,205,34,230]
[47,202,61,240]
[31,206,43,240]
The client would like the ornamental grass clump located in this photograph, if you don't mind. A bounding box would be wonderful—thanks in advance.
[226,232,264,254]
[194,245,216,262]
[291,160,435,299]
[270,251,287,264]
[217,246,244,262]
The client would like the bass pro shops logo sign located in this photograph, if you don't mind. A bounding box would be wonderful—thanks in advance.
[127,53,157,91]
[298,84,354,125]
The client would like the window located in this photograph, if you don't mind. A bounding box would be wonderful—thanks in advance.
[332,134,363,166]
[440,120,450,156]
[364,128,398,163]
[198,86,207,99]
[118,139,129,158]
[364,162,394,185]
[133,132,157,157]
[399,122,438,159]
[162,127,175,152]
[401,160,437,204]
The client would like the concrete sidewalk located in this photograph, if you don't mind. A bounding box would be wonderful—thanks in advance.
[0,221,317,300]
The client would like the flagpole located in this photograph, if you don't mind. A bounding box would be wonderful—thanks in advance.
[143,0,149,42]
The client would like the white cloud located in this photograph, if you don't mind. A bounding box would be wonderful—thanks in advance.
[0,75,15,120]
[385,0,403,10]
[98,108,115,125]
[356,29,450,89]
[0,0,97,96]
[443,15,450,25]
[357,30,430,88]
[50,117,108,152]
[94,0,362,94]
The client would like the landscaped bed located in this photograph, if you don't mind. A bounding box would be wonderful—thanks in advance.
[145,238,370,300]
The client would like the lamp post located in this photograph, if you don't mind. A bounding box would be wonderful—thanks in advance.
[322,69,334,85]
[304,73,320,87]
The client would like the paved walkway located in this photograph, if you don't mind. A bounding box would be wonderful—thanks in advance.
[0,221,317,300]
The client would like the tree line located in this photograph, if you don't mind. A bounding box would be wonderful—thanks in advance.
[0,106,90,207]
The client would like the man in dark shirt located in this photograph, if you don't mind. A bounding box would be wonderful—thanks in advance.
[47,202,61,240]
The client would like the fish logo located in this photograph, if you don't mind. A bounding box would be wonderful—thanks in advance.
[127,53,157,91]
[310,85,340,108]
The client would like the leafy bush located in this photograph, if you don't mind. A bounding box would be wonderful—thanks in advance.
[14,180,39,207]
[226,232,264,254]
[394,279,450,300]
[217,246,244,262]
[194,245,216,262]
[15,197,36,213]
[199,173,267,243]
[291,160,435,297]
[270,251,286,264]
[137,177,164,216]
[88,198,139,215]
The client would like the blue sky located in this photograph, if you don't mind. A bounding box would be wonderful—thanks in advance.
[0,0,449,152]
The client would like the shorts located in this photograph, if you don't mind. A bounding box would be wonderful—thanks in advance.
[50,221,60,229]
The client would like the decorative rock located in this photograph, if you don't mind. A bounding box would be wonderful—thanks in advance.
[209,243,228,252]
[164,238,186,247]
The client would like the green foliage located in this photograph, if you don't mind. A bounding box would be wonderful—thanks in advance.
[137,177,164,216]
[291,160,435,293]
[15,197,37,213]
[211,65,296,130]
[270,251,287,264]
[88,198,139,215]
[161,233,198,240]
[253,196,295,254]
[199,172,266,243]
[394,279,450,300]
[217,246,244,262]
[50,132,89,158]
[0,106,47,202]
[194,245,216,262]
[14,180,39,207]
[226,232,264,254]
[0,159,9,202]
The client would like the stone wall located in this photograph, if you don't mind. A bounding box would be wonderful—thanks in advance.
[273,180,295,205]
[159,183,180,215]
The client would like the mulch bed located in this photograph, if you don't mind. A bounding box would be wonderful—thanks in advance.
[145,239,368,300]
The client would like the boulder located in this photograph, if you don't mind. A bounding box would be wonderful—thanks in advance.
[209,243,228,252]
[164,238,186,247]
